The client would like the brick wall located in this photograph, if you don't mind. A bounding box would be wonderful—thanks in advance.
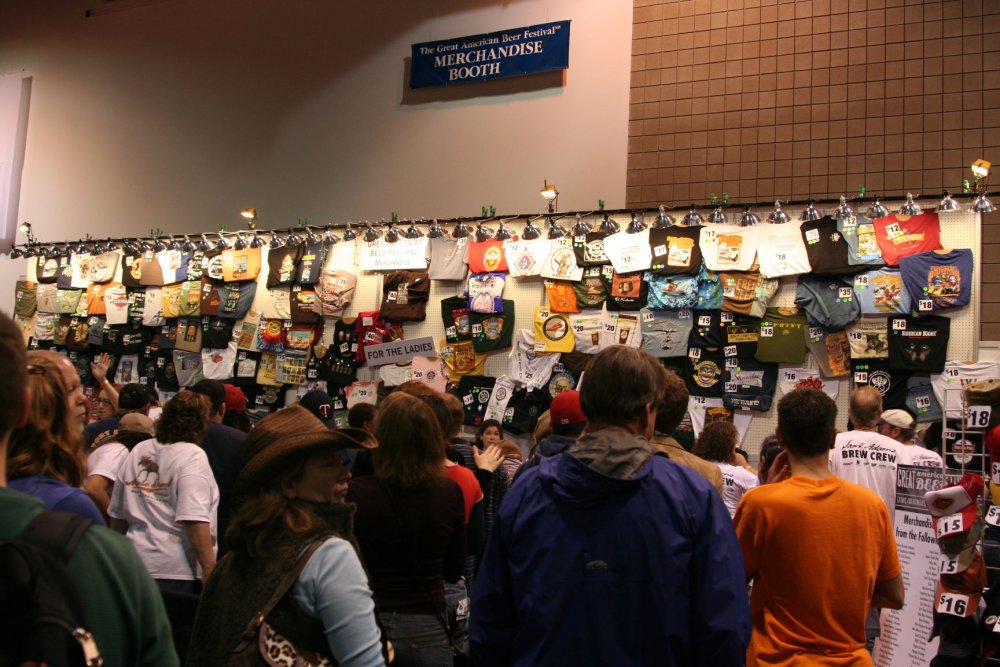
[627,0,1000,340]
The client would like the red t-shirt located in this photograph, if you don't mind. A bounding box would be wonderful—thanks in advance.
[872,212,941,266]
[445,464,483,523]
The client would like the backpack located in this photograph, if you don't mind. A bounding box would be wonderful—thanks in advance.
[0,511,102,667]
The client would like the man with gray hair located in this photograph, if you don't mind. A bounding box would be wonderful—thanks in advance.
[470,346,749,666]
[879,408,942,467]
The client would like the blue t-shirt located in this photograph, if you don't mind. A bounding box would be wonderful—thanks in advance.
[899,249,973,311]
[8,475,106,525]
[696,264,722,310]
[853,267,912,315]
[838,214,885,267]
[644,273,698,310]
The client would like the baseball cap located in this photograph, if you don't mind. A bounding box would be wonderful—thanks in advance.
[224,384,247,416]
[924,473,984,517]
[880,408,915,430]
[118,412,155,435]
[119,383,152,410]
[299,390,335,426]
[550,389,586,426]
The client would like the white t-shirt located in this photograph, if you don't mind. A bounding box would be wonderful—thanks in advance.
[757,221,812,278]
[829,430,904,519]
[570,311,603,354]
[931,361,1000,419]
[777,368,840,399]
[88,442,130,482]
[103,284,130,325]
[142,287,166,327]
[603,229,653,273]
[503,239,550,277]
[717,461,759,518]
[700,224,761,272]
[899,445,943,468]
[108,438,219,581]
[484,375,517,423]
[508,329,561,390]
[539,237,584,281]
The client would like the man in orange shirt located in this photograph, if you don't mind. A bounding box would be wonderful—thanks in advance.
[734,388,904,666]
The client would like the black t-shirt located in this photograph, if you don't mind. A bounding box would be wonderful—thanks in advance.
[155,349,180,391]
[456,375,496,427]
[232,350,263,388]
[295,244,325,285]
[199,423,247,555]
[887,314,950,372]
[685,347,725,398]
[267,246,301,287]
[800,216,857,275]
[504,386,552,435]
[851,359,909,410]
[723,358,778,412]
[573,230,611,267]
[36,253,62,284]
[121,253,144,288]
[289,285,321,324]
[688,310,726,348]
[202,317,236,349]
[603,269,648,311]
[723,314,760,359]
[441,296,472,343]
[648,226,703,275]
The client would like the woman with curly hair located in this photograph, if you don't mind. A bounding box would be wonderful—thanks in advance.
[693,420,759,518]
[188,405,385,667]
[109,390,219,593]
[7,354,105,524]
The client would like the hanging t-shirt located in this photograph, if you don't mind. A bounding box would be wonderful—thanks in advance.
[573,230,611,267]
[872,212,942,266]
[794,275,861,330]
[69,253,95,289]
[700,224,761,272]
[696,265,723,310]
[260,287,292,321]
[217,282,256,320]
[720,272,778,317]
[603,269,648,311]
[456,375,497,427]
[645,273,699,310]
[199,279,221,317]
[603,229,653,273]
[52,315,72,347]
[202,318,235,350]
[410,356,449,393]
[931,362,1000,419]
[851,359,909,410]
[469,300,515,352]
[853,267,911,315]
[427,236,469,281]
[172,349,204,387]
[540,237,584,282]
[139,287,164,327]
[467,240,508,273]
[289,285,321,324]
[55,288,83,315]
[483,375,518,424]
[314,269,357,318]
[573,268,608,309]
[899,249,974,312]
[755,308,807,364]
[804,326,851,378]
[380,270,430,322]
[839,214,885,267]
[156,284,177,320]
[544,281,579,313]
[906,374,943,424]
[778,368,840,399]
[441,296,472,343]
[88,252,120,284]
[648,226,702,275]
[640,309,694,358]
[85,283,113,316]
[723,358,778,412]
[439,339,487,379]
[847,317,889,359]
[509,329,562,389]
[687,396,752,444]
[688,310,725,348]
[887,314,950,372]
[757,221,812,278]
[503,385,553,436]
[177,280,203,318]
[722,314,760,359]
[685,347,725,398]
[267,246,301,287]
[35,284,57,314]
[32,313,54,341]
[600,312,641,350]
[218,247,261,283]
[201,343,238,381]
[135,251,164,287]
[102,284,130,325]
[799,216,855,275]
[503,238,550,277]
[294,244,324,285]
[154,250,184,285]
[35,254,63,284]
[532,307,575,354]
[468,273,505,314]
[569,311,603,354]
[175,318,204,353]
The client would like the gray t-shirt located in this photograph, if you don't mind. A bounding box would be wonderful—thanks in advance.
[428,236,469,281]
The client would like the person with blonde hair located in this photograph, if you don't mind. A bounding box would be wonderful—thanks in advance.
[7,353,104,523]
[349,391,466,666]
[109,390,219,593]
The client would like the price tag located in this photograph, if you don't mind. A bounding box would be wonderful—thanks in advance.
[936,512,966,538]
[720,312,733,323]
[805,229,820,244]
[340,342,350,353]
[725,382,737,393]
[987,505,1000,527]
[855,371,869,383]
[602,265,614,279]
[939,555,961,574]
[918,299,933,311]
[936,592,970,617]
[471,324,483,335]
[884,222,902,239]
[694,396,706,404]
[362,316,374,327]
[538,309,550,319]
[702,229,717,243]
[698,315,712,327]
[724,345,738,357]
[723,286,736,297]
[574,235,586,243]
[462,394,474,405]
[854,274,869,289]
[412,370,423,379]
[534,343,547,352]
[775,252,786,262]
[642,311,654,323]
[915,395,931,409]
[808,326,823,339]
[946,368,961,378]
[678,309,691,320]
[688,347,701,359]
[653,244,667,256]
[993,461,1000,484]
[761,326,774,337]
[725,358,738,369]
[446,326,457,337]
[892,319,907,330]
[966,405,992,429]
[849,331,864,343]
[784,370,798,381]
[838,287,853,300]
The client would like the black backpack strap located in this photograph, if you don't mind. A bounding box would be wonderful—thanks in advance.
[17,511,93,626]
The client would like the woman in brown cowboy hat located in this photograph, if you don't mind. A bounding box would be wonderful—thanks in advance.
[187,405,386,667]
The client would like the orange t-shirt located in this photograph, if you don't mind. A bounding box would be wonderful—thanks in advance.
[734,476,901,667]
[445,463,484,523]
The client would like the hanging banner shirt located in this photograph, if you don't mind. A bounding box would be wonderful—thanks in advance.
[428,236,469,281]
[603,229,653,273]
[757,221,812,278]
[700,224,761,272]
[648,226,702,275]
[931,362,1000,419]
[503,238,550,277]
[539,237,584,281]
[899,249,973,312]
[778,368,840,399]
[358,237,429,271]
[687,396,752,444]
[839,214,885,267]
[854,267,911,315]
[410,21,571,89]
[872,212,942,266]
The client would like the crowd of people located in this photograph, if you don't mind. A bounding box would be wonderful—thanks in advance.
[0,306,941,666]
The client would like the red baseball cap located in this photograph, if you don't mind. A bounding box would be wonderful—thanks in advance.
[551,389,586,426]
[224,383,247,415]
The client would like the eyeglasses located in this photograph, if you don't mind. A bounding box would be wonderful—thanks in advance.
[27,365,47,375]
[93,398,113,406]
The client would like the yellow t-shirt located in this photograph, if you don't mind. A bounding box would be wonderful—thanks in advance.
[533,306,575,353]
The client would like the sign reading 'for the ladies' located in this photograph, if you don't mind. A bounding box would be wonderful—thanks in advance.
[410,20,571,88]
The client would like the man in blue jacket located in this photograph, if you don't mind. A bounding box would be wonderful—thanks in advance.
[470,345,750,666]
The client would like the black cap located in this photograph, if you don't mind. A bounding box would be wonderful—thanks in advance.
[299,390,335,426]
[119,383,152,410]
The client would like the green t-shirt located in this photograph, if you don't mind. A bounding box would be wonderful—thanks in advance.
[754,307,808,364]
[0,487,179,667]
